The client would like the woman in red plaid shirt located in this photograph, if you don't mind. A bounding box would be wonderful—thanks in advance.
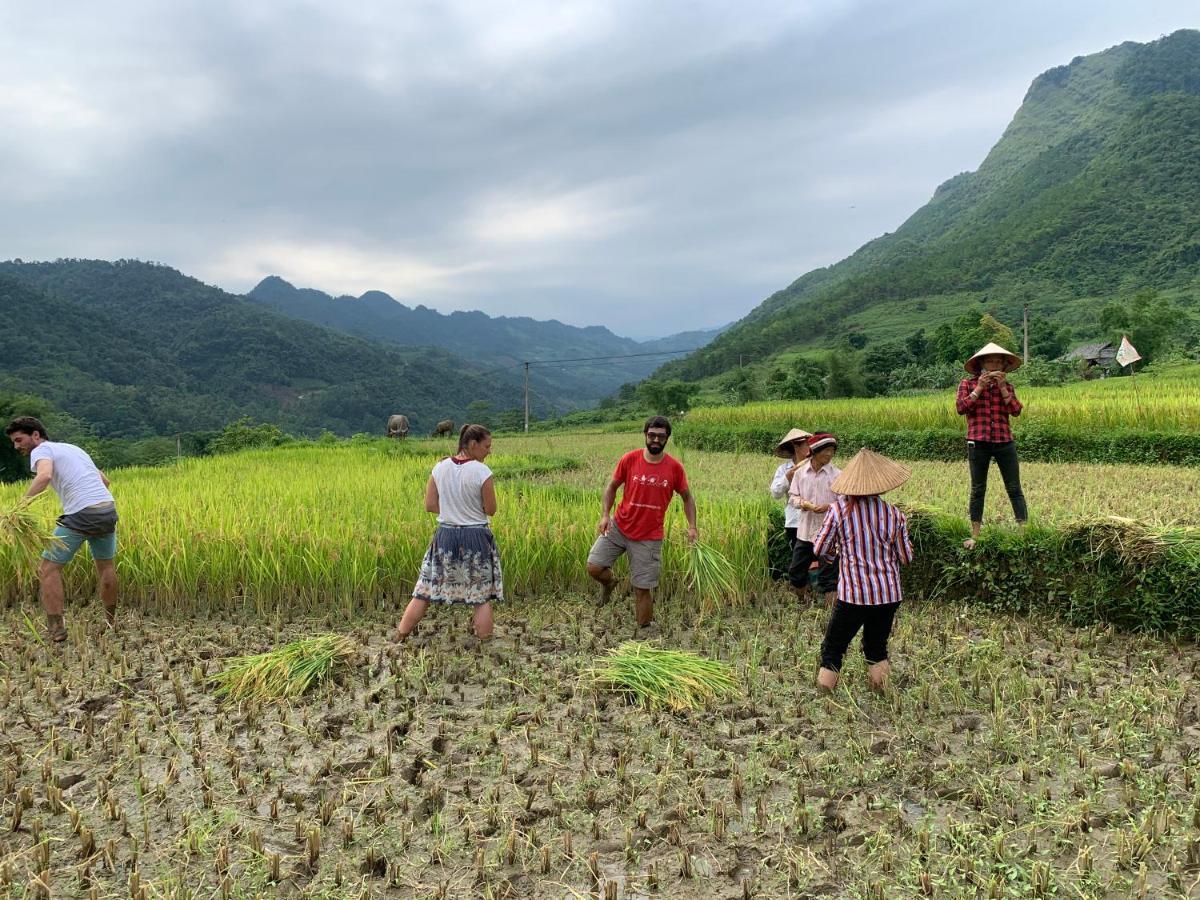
[956,342,1028,549]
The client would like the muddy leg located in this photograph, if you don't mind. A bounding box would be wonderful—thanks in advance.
[634,588,654,627]
[472,603,494,640]
[394,598,430,640]
[587,564,616,604]
[95,558,118,627]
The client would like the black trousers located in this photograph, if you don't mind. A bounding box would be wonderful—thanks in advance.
[784,526,797,549]
[967,440,1028,523]
[820,601,900,671]
[789,540,838,593]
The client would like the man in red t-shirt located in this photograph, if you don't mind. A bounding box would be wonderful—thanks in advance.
[586,416,698,628]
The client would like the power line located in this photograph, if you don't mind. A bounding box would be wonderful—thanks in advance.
[473,346,702,379]
[526,348,700,366]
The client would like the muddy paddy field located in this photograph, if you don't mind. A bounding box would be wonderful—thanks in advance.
[2,591,1200,899]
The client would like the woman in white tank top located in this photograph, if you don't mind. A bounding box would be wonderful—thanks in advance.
[393,424,503,641]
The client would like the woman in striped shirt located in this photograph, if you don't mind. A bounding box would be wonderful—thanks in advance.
[813,448,913,693]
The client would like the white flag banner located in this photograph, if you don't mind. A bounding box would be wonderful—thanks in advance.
[1115,335,1142,368]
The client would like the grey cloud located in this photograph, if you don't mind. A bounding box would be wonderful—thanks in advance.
[2,0,1195,333]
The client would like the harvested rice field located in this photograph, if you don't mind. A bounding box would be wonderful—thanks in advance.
[2,591,1200,898]
[2,431,1200,897]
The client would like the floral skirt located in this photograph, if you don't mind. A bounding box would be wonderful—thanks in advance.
[412,525,504,606]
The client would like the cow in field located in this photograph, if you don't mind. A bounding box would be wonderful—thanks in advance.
[431,419,454,437]
[386,414,410,438]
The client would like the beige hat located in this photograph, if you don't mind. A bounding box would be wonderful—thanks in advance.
[831,448,911,496]
[965,342,1022,375]
[775,428,813,458]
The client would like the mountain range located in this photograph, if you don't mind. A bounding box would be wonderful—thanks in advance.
[246,276,722,406]
[0,259,720,440]
[0,260,532,437]
[5,31,1197,440]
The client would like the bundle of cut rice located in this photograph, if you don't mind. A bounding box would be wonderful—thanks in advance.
[686,540,741,614]
[0,496,63,565]
[587,641,741,711]
[1069,516,1200,567]
[211,634,357,702]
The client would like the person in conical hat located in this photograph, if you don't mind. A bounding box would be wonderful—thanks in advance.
[812,448,913,693]
[956,343,1028,549]
[768,428,812,556]
[787,434,840,605]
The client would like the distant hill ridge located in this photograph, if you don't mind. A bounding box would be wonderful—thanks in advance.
[248,276,723,405]
[661,29,1200,382]
[0,259,534,437]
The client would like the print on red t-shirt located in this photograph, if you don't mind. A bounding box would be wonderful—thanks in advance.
[612,449,689,541]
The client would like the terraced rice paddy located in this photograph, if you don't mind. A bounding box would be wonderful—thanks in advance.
[1,431,1199,896]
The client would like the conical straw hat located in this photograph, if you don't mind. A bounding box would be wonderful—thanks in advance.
[965,342,1022,375]
[775,428,813,458]
[831,448,911,496]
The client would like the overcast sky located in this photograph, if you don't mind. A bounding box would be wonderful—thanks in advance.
[1,2,1194,337]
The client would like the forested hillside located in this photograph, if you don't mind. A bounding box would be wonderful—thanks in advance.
[0,260,534,437]
[659,30,1200,390]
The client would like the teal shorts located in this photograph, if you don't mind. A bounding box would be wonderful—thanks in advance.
[42,525,117,565]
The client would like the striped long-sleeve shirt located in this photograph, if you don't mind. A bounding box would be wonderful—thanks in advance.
[813,495,913,606]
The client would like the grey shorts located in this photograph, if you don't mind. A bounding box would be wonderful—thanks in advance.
[587,523,663,589]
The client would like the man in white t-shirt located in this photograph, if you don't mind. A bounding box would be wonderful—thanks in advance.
[5,417,120,642]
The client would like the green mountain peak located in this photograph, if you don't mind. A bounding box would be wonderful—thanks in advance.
[664,29,1200,384]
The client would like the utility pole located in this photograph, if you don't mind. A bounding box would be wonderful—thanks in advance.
[523,361,530,433]
[1023,303,1029,362]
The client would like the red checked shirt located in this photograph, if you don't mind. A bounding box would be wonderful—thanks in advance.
[814,496,913,606]
[956,376,1023,443]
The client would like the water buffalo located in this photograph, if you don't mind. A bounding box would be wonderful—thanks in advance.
[386,414,410,438]
[431,419,454,437]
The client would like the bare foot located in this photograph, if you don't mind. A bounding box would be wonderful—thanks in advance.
[962,538,977,550]
[390,624,417,643]
[867,660,891,692]
[816,667,839,692]
[637,620,661,639]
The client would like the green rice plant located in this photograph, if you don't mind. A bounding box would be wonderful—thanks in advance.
[678,362,1200,463]
[210,634,357,702]
[686,540,742,614]
[0,432,1196,625]
[587,641,741,711]
[0,495,63,566]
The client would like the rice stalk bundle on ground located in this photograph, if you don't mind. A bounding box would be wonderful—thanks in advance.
[687,540,742,613]
[0,496,63,566]
[1069,516,1200,567]
[211,634,357,702]
[588,641,741,711]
